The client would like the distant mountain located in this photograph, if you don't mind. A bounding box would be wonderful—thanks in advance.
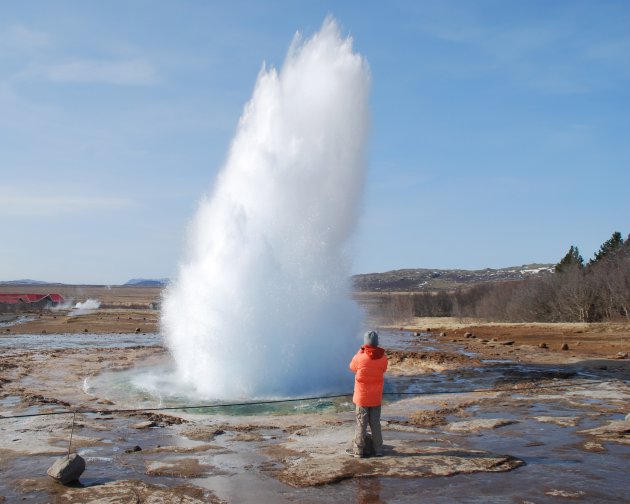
[124,278,170,287]
[352,264,554,292]
[0,279,56,285]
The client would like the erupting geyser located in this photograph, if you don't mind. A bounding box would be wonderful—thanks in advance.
[161,17,370,400]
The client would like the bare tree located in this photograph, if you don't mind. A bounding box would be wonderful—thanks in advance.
[384,293,416,324]
[551,265,597,322]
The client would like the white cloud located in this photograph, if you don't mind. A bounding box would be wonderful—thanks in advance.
[26,58,161,86]
[411,3,629,94]
[0,187,137,217]
[0,24,50,51]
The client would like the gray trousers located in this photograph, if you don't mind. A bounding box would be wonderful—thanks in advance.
[353,405,383,456]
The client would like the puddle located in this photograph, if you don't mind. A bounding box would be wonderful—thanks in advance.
[0,332,161,350]
[379,330,436,350]
[85,362,356,416]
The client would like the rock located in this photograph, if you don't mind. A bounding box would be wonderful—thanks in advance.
[440,332,447,337]
[626,413,630,422]
[135,327,141,333]
[579,420,630,444]
[83,328,88,333]
[616,352,628,360]
[561,343,569,351]
[583,441,605,452]
[539,343,548,349]
[546,489,586,498]
[274,444,524,487]
[125,445,142,453]
[131,421,156,429]
[47,453,86,484]
[464,332,473,338]
[500,341,515,346]
[414,332,421,337]
[447,418,519,433]
[533,416,579,427]
[49,480,213,503]
[426,328,431,333]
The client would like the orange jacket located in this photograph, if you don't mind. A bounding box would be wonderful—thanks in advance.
[349,345,388,407]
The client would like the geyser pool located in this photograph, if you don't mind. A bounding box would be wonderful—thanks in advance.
[161,18,370,400]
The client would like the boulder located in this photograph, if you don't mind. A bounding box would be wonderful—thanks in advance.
[47,453,86,484]
[561,343,569,351]
[539,343,548,349]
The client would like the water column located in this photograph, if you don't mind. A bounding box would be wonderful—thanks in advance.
[161,17,370,400]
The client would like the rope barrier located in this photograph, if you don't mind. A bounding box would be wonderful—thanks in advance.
[0,378,617,420]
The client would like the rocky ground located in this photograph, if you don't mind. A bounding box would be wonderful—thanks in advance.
[1,307,629,502]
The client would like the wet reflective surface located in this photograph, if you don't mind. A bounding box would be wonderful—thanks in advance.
[0,331,161,349]
[1,330,629,503]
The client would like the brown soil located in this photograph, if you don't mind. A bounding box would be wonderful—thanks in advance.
[397,317,630,364]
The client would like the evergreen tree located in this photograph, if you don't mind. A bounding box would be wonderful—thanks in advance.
[556,245,584,273]
[590,231,624,265]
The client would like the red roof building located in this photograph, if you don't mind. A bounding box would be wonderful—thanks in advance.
[0,293,65,310]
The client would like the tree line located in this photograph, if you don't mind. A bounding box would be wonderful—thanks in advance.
[383,231,630,323]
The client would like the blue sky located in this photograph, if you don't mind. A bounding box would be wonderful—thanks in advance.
[1,1,629,284]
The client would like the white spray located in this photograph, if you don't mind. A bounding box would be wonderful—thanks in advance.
[68,298,101,317]
[161,18,370,400]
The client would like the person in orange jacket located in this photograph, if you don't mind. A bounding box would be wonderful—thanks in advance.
[348,330,388,457]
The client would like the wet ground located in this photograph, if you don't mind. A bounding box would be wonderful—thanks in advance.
[1,327,629,503]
